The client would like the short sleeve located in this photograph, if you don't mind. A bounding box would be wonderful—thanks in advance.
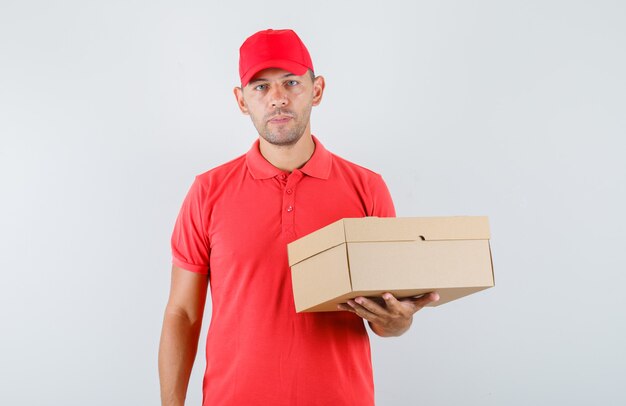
[171,177,210,274]
[368,174,396,218]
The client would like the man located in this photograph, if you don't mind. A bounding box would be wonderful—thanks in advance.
[158,29,439,406]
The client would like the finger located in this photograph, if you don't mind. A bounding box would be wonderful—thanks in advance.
[353,296,387,315]
[346,299,379,322]
[381,292,402,311]
[410,292,440,308]
[337,303,353,312]
[382,293,423,315]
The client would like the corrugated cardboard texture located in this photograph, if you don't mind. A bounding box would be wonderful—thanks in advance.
[288,216,494,312]
[343,216,490,242]
[288,219,346,266]
[347,240,492,290]
[289,244,353,312]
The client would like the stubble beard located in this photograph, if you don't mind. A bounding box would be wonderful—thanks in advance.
[254,106,312,147]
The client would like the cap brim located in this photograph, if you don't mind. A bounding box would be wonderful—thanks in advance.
[241,59,310,86]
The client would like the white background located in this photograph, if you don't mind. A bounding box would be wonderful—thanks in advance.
[1,1,625,405]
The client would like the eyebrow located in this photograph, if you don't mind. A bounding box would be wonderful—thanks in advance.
[248,73,297,85]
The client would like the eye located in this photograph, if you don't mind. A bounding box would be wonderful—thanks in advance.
[286,80,299,86]
[254,84,267,91]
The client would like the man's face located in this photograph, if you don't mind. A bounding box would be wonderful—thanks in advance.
[234,68,324,146]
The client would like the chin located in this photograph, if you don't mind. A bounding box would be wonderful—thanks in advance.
[262,132,304,147]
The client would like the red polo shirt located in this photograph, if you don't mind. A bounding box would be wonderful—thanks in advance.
[171,136,395,406]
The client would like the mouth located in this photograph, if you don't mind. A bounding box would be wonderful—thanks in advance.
[267,114,293,124]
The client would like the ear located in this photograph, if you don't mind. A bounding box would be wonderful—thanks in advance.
[233,86,249,115]
[311,75,325,107]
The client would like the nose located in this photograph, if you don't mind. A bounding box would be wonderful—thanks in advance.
[269,86,288,108]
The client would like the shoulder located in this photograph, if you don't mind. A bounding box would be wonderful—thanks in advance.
[194,154,247,186]
[327,150,395,216]
[330,152,384,180]
[179,154,247,204]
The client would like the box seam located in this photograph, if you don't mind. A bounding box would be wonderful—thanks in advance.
[343,222,354,291]
[488,241,496,286]
[289,241,346,267]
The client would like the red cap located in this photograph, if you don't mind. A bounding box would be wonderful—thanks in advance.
[239,29,314,86]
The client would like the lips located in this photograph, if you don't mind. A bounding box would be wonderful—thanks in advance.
[268,115,293,124]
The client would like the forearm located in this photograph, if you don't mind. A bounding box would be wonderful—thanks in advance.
[158,309,203,406]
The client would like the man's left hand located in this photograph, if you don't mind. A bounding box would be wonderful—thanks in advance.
[337,292,440,337]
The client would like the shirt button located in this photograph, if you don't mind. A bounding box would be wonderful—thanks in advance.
[286,206,293,212]
[286,188,293,194]
[279,174,287,180]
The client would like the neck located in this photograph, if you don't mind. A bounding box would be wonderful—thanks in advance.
[259,132,315,172]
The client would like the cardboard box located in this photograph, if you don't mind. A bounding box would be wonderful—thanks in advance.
[287,216,494,312]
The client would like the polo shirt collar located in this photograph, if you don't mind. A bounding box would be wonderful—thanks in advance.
[245,135,332,180]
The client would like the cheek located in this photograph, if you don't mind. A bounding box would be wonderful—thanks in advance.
[290,87,307,97]
[242,92,262,108]
[244,100,263,117]
[247,108,266,127]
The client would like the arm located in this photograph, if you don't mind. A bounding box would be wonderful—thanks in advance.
[159,265,209,406]
[337,292,439,337]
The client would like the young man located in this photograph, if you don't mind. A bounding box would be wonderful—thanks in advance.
[159,29,439,406]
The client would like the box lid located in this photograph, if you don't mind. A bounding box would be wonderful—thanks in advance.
[287,216,490,266]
